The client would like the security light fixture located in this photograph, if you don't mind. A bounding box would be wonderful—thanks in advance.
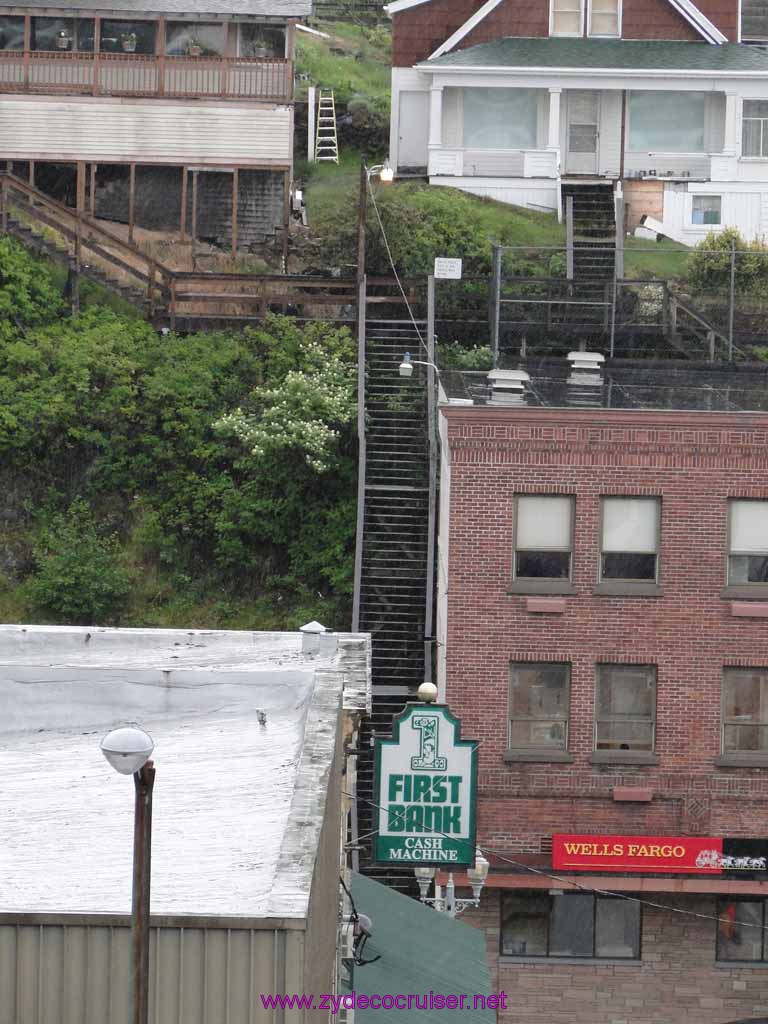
[467,852,490,901]
[100,725,154,776]
[398,351,440,379]
[417,681,438,703]
[366,159,394,184]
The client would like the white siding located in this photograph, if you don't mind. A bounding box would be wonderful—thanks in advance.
[443,87,461,147]
[390,66,429,172]
[0,96,291,165]
[660,182,762,243]
[430,176,558,210]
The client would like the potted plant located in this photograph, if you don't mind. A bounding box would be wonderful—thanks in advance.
[56,28,72,50]
[186,35,203,57]
[120,31,137,53]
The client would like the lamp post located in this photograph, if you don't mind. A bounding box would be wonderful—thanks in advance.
[100,725,156,1024]
[414,851,490,918]
[356,158,394,290]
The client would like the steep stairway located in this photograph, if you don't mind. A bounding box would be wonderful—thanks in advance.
[356,316,431,895]
[561,181,617,332]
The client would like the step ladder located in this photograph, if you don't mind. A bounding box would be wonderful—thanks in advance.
[315,89,339,164]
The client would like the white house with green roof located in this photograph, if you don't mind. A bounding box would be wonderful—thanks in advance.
[385,0,768,243]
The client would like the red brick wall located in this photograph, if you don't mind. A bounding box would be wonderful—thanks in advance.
[463,891,768,1023]
[392,0,737,67]
[442,407,768,856]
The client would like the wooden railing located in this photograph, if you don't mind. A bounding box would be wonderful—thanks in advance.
[0,51,292,102]
[0,174,420,327]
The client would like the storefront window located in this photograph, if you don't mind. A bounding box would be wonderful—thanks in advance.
[166,22,225,56]
[502,892,640,959]
[717,900,765,961]
[100,20,156,55]
[0,16,24,50]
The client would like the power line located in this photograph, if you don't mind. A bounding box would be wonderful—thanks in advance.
[345,788,768,935]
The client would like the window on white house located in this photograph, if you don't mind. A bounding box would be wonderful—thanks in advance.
[551,0,583,36]
[509,663,570,751]
[514,495,573,580]
[462,88,538,149]
[692,195,721,225]
[589,0,620,35]
[628,91,705,152]
[723,668,768,755]
[743,101,768,157]
[595,664,656,752]
[729,500,768,584]
[502,892,641,959]
[600,497,659,581]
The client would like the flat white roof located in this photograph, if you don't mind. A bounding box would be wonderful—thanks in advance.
[0,625,370,922]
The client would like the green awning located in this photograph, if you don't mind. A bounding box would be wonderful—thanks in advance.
[423,37,768,72]
[346,872,497,1024]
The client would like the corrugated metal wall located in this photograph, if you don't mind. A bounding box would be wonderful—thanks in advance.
[0,98,291,165]
[0,923,302,1024]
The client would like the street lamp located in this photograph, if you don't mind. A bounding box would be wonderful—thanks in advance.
[356,157,394,290]
[100,725,156,1024]
[398,351,441,378]
[414,850,490,918]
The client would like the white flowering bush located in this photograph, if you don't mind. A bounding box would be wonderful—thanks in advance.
[215,324,356,473]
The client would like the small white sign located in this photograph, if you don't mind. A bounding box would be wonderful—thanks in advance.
[434,257,462,280]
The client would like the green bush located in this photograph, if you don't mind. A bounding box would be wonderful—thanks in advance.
[687,228,768,295]
[27,499,130,624]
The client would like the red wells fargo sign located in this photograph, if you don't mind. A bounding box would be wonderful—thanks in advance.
[552,834,724,874]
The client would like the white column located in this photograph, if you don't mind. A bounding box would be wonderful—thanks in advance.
[547,87,562,177]
[429,85,443,148]
[723,92,740,155]
[548,87,562,149]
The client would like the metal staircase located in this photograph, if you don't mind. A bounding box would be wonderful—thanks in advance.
[355,315,431,894]
[315,89,339,164]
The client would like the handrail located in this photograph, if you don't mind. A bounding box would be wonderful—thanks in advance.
[0,50,292,102]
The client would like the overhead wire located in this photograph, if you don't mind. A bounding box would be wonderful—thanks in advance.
[344,788,768,935]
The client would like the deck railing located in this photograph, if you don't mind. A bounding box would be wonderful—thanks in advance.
[0,51,292,102]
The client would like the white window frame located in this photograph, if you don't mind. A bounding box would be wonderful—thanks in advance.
[587,0,621,37]
[549,0,584,37]
[742,101,768,160]
[691,194,722,227]
[727,498,768,587]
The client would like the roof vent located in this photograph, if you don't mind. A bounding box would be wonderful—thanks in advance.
[487,368,530,405]
[300,620,326,655]
[567,351,605,373]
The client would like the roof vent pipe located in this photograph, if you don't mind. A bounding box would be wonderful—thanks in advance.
[567,351,605,373]
[486,369,530,405]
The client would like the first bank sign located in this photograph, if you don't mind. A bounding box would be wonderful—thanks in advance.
[374,704,478,866]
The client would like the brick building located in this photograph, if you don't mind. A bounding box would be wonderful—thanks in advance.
[435,358,768,1023]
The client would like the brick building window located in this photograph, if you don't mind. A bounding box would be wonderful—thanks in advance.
[550,0,583,36]
[722,668,768,754]
[600,497,659,582]
[717,900,767,961]
[514,496,573,581]
[595,665,656,752]
[509,663,569,751]
[501,892,640,959]
[728,500,768,585]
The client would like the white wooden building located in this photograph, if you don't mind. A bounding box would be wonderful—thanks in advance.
[387,0,768,242]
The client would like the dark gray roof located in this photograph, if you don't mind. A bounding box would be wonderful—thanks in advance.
[0,0,310,16]
[424,37,768,72]
[442,361,768,413]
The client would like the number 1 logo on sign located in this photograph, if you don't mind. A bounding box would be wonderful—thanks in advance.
[373,703,478,866]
